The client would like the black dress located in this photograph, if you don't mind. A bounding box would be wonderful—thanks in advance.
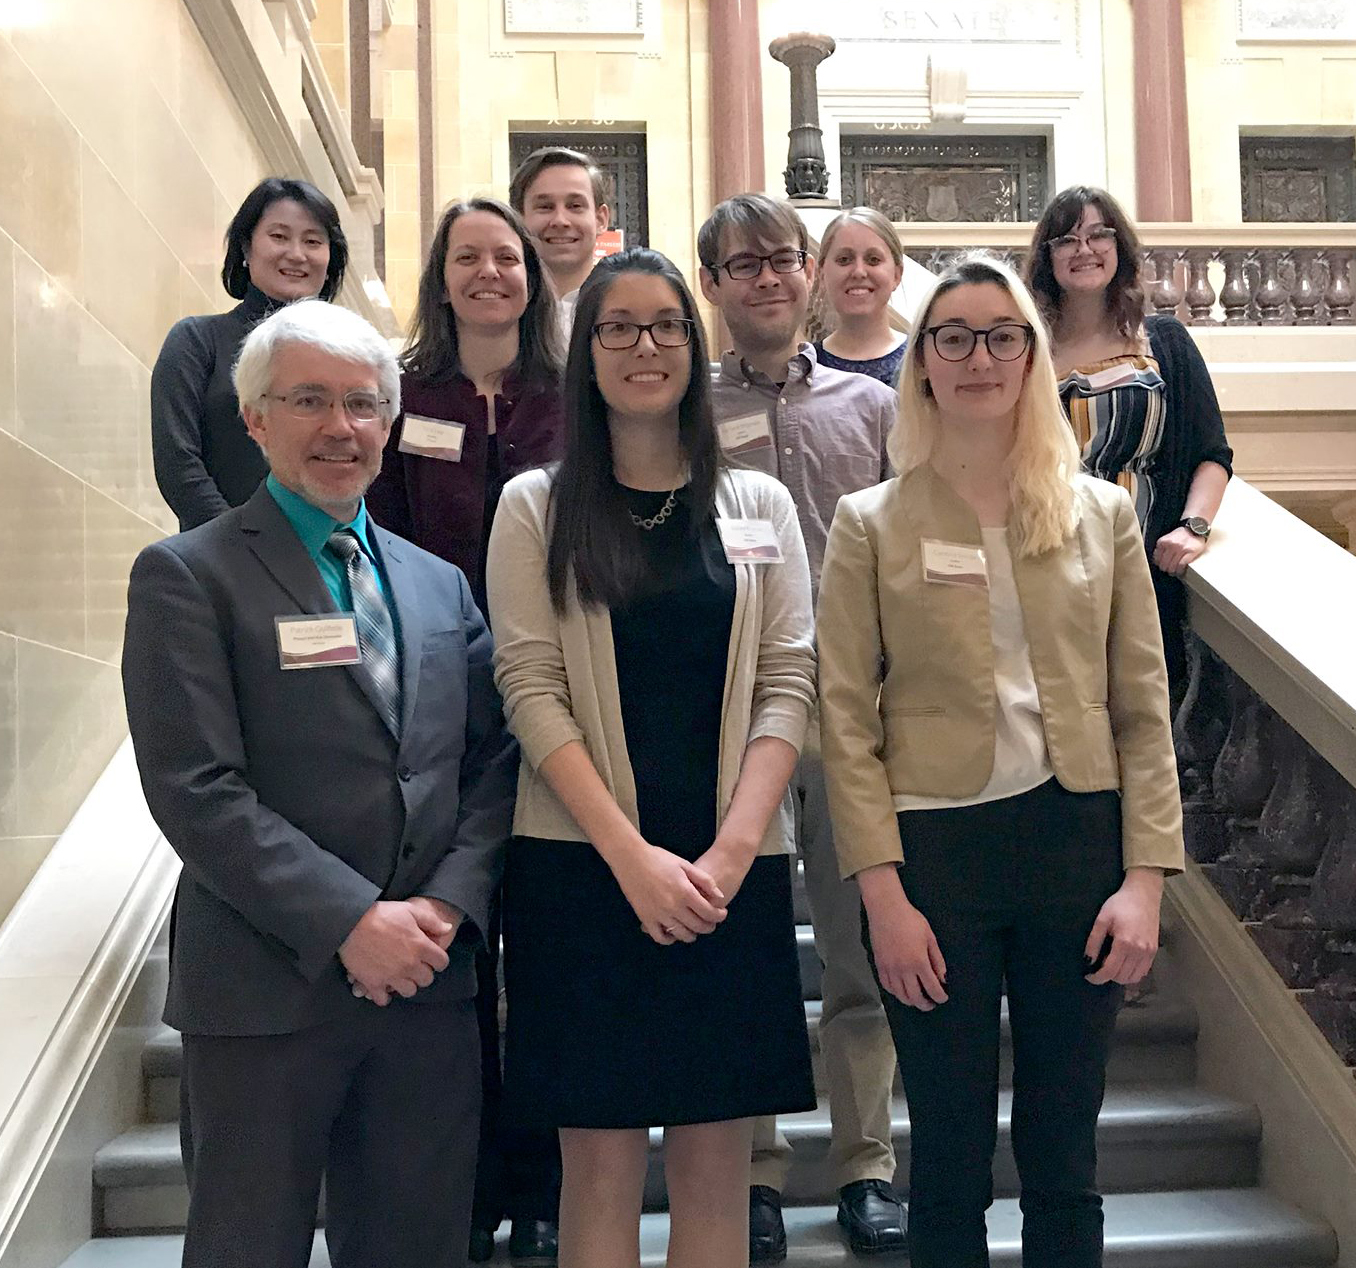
[150,285,284,530]
[502,485,815,1129]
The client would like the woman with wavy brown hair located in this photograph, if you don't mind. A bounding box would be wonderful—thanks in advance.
[1025,186,1232,689]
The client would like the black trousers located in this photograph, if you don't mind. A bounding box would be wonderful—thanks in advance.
[179,999,479,1268]
[471,898,562,1228]
[872,779,1125,1268]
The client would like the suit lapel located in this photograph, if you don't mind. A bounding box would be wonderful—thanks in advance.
[370,526,423,744]
[240,487,400,738]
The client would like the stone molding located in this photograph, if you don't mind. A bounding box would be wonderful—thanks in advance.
[1166,864,1356,1264]
[0,742,180,1260]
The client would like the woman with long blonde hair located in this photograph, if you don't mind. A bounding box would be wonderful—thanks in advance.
[816,253,1184,1267]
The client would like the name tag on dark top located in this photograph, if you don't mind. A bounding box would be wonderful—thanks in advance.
[276,614,361,669]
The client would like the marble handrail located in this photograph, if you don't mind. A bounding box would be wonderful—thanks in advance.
[1175,478,1356,1065]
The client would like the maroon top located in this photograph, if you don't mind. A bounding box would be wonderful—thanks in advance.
[367,371,565,605]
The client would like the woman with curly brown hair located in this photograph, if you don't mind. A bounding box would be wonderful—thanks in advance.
[1025,186,1232,688]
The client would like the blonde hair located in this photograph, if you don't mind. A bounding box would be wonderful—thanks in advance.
[891,252,1080,557]
[807,206,905,342]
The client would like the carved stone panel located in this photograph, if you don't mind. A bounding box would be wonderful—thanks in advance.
[508,130,649,247]
[839,136,1048,222]
[1241,137,1355,223]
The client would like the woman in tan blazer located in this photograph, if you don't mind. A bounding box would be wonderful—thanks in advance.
[817,253,1184,1268]
[486,248,817,1268]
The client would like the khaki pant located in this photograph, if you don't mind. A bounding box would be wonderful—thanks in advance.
[750,725,898,1192]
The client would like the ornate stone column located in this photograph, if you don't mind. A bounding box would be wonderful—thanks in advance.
[1132,0,1192,220]
[769,32,836,202]
[710,0,766,203]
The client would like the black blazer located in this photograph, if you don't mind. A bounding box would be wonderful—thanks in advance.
[122,486,518,1036]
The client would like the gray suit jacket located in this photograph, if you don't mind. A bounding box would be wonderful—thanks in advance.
[122,485,518,1036]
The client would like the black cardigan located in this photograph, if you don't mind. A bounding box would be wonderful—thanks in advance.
[150,286,283,530]
[1142,314,1233,551]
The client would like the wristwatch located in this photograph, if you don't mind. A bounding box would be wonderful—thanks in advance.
[1179,516,1211,540]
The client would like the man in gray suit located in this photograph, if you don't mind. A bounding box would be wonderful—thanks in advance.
[122,299,518,1268]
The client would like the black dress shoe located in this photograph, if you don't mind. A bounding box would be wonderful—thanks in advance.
[468,1226,496,1263]
[836,1178,908,1255]
[509,1217,559,1265]
[749,1184,788,1264]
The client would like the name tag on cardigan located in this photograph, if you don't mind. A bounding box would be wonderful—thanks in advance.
[717,518,784,564]
[399,415,466,462]
[275,614,362,669]
[716,411,773,456]
[921,538,988,589]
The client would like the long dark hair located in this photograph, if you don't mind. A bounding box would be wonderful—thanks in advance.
[221,177,348,301]
[401,198,562,387]
[1024,185,1146,339]
[546,249,721,613]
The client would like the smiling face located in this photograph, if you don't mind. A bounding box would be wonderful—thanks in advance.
[242,342,390,519]
[245,198,331,302]
[520,164,609,286]
[921,281,1032,430]
[820,220,903,321]
[699,227,814,360]
[1049,202,1119,299]
[591,271,693,423]
[442,209,530,335]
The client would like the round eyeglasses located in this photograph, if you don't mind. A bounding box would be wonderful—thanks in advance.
[592,319,696,350]
[924,323,1034,362]
[1045,225,1118,257]
[260,389,390,422]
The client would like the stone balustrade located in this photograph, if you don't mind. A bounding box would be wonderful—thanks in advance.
[892,223,1356,326]
[1175,478,1356,1066]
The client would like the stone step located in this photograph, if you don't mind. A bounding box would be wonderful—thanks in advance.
[60,1189,1339,1267]
[141,992,1197,1123]
[94,1084,1257,1234]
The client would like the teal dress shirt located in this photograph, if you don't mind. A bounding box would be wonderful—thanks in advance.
[266,475,395,614]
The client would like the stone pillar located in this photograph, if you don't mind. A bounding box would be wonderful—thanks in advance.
[1132,0,1192,220]
[769,33,835,202]
[710,0,766,203]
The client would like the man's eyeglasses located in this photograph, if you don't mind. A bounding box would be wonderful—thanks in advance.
[710,249,808,282]
[1045,226,1118,258]
[924,323,1034,362]
[592,319,696,350]
[260,389,390,423]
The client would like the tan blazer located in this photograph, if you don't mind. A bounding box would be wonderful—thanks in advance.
[487,466,816,856]
[817,464,1184,880]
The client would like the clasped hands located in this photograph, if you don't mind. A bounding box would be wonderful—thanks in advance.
[613,837,756,947]
[339,896,461,1006]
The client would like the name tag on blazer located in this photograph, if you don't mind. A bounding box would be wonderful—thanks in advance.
[717,517,784,564]
[399,414,466,462]
[276,614,362,669]
[921,538,988,589]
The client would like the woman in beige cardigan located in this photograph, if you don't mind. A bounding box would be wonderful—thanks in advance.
[486,248,816,1268]
[817,254,1184,1268]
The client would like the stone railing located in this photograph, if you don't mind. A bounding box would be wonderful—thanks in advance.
[1173,477,1356,1066]
[892,223,1356,327]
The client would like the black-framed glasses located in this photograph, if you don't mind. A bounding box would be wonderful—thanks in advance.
[260,389,390,422]
[924,323,1034,362]
[1045,225,1118,257]
[710,249,808,282]
[592,318,696,350]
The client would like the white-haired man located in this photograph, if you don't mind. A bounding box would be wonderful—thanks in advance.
[122,300,518,1268]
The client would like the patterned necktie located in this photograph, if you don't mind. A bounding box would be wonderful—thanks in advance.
[327,529,402,736]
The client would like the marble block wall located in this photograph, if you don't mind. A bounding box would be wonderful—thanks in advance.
[0,0,270,921]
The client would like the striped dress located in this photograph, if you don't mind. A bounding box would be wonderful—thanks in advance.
[1059,354,1167,532]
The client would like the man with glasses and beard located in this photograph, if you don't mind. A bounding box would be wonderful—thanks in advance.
[698,194,906,1263]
